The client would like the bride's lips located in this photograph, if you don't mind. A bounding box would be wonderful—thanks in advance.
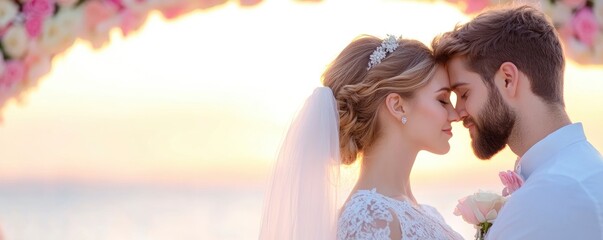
[443,128,453,136]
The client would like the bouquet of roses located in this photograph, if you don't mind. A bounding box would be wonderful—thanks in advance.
[454,190,506,240]
[454,170,524,239]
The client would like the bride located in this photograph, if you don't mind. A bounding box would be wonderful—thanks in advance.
[259,34,464,240]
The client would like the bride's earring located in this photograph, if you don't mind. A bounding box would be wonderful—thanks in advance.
[402,116,407,125]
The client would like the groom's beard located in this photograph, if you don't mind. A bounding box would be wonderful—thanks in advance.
[465,89,516,160]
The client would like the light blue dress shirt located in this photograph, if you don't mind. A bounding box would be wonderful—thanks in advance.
[487,123,603,240]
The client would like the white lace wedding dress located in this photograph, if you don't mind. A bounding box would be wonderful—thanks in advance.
[337,188,464,240]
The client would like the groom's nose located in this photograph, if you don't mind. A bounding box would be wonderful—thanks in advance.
[456,108,468,119]
[448,108,460,122]
[454,101,468,119]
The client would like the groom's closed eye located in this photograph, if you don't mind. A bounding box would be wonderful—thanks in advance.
[459,90,468,99]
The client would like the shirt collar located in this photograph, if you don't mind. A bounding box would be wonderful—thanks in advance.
[518,123,586,180]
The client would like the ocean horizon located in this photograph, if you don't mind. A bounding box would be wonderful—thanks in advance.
[0,181,484,240]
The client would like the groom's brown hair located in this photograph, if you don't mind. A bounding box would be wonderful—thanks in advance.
[432,5,565,106]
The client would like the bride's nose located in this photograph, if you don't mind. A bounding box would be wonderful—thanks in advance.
[448,108,460,122]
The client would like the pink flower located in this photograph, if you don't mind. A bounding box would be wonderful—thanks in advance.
[119,9,147,36]
[455,196,480,225]
[562,0,587,8]
[84,0,119,31]
[25,15,45,38]
[572,8,599,47]
[107,0,125,9]
[499,170,523,197]
[158,1,197,19]
[238,0,262,6]
[454,191,506,225]
[23,0,55,17]
[23,0,55,38]
[198,0,228,9]
[0,60,25,89]
[23,54,51,87]
[465,0,489,14]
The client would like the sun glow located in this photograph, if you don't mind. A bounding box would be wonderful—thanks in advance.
[0,0,600,191]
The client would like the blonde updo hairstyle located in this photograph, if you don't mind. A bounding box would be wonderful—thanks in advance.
[322,35,437,165]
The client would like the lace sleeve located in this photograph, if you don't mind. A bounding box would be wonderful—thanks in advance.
[420,205,446,223]
[337,191,396,240]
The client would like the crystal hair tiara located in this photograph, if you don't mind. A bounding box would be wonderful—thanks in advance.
[367,35,400,70]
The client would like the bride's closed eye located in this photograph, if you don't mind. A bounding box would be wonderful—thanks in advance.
[438,93,451,105]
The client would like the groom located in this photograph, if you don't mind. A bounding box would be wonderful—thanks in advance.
[433,5,603,240]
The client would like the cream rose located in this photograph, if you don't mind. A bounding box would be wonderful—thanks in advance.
[595,0,603,27]
[454,190,506,239]
[38,8,83,55]
[0,0,18,28]
[551,2,574,25]
[56,0,79,7]
[2,25,29,59]
[454,190,506,224]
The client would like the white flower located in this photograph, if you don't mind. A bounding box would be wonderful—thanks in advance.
[55,7,84,34]
[551,2,573,25]
[454,190,506,225]
[57,0,79,7]
[2,24,29,59]
[538,0,555,17]
[38,7,83,55]
[595,0,603,26]
[0,0,18,28]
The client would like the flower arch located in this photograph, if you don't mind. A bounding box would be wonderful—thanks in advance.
[0,0,601,119]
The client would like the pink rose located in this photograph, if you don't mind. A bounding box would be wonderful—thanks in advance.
[454,191,506,225]
[158,1,197,19]
[465,0,489,14]
[499,170,524,197]
[238,0,262,6]
[118,9,147,37]
[84,0,119,30]
[24,15,44,38]
[562,0,587,8]
[24,54,51,85]
[198,0,228,9]
[455,196,480,224]
[23,0,55,16]
[572,8,599,47]
[107,0,125,9]
[23,0,55,38]
[0,60,25,89]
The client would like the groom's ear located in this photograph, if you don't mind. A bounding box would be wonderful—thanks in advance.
[496,62,520,100]
[385,93,406,120]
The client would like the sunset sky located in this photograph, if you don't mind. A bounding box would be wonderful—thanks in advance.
[0,0,602,192]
